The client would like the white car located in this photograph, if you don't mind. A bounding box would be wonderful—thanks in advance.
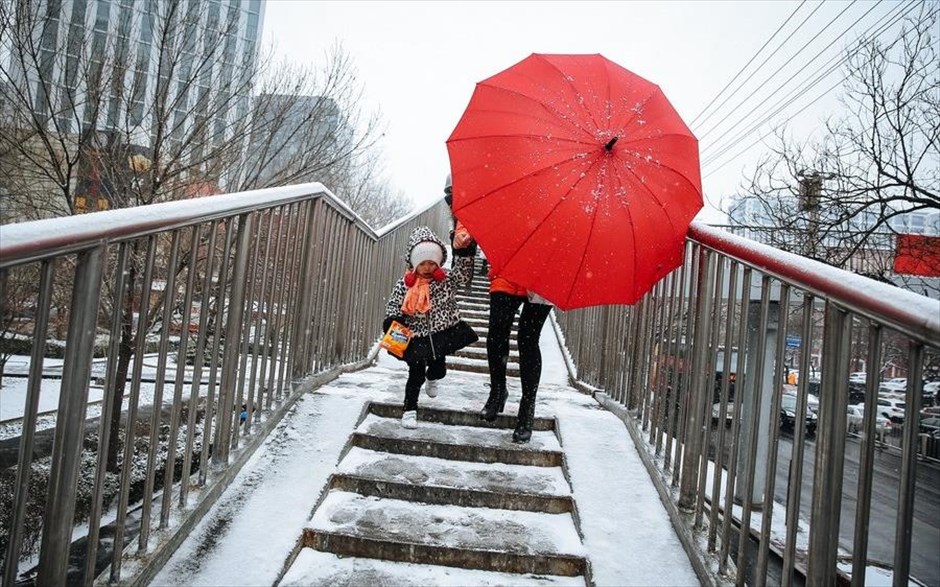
[880,378,907,393]
[849,372,867,385]
[876,397,906,424]
[846,404,889,435]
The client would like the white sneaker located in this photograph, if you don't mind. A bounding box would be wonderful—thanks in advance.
[425,379,439,398]
[401,410,418,429]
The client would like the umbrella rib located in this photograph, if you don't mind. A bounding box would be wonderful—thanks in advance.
[535,54,604,136]
[618,131,698,146]
[479,81,598,143]
[619,159,683,239]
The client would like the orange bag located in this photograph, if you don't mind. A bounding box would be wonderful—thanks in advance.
[380,320,413,358]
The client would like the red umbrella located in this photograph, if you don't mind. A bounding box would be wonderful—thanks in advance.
[446,53,702,310]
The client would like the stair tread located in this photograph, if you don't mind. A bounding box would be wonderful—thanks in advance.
[337,447,571,498]
[355,413,561,453]
[307,491,586,557]
[281,548,585,586]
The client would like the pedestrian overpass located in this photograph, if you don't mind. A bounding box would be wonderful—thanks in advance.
[1,184,938,586]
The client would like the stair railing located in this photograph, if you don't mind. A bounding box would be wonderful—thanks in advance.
[553,221,940,586]
[0,183,449,586]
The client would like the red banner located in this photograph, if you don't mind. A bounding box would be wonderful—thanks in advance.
[894,234,940,277]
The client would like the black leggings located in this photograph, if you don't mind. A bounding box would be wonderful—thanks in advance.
[487,292,552,397]
[404,356,446,411]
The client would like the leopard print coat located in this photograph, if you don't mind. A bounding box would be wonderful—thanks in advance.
[384,226,474,340]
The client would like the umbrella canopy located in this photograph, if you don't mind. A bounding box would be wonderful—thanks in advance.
[447,53,702,310]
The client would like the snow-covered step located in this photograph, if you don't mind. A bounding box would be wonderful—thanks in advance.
[281,549,585,586]
[304,491,588,577]
[331,447,573,513]
[454,345,519,362]
[351,412,561,467]
[446,355,520,378]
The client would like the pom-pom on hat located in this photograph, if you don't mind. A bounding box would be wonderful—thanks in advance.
[410,240,444,268]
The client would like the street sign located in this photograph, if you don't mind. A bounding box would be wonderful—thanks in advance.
[786,336,801,348]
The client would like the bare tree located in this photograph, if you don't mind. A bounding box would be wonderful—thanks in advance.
[0,1,406,471]
[732,8,939,292]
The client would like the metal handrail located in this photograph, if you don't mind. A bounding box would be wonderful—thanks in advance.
[0,184,450,586]
[556,221,940,587]
[690,222,940,345]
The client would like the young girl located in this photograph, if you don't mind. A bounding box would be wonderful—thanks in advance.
[383,226,477,428]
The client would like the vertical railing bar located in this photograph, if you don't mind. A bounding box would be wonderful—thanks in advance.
[309,208,336,374]
[208,221,237,452]
[807,302,851,585]
[734,273,772,587]
[851,322,882,587]
[664,251,690,473]
[244,210,276,434]
[782,293,815,586]
[652,273,675,453]
[195,221,222,486]
[3,261,55,587]
[755,283,791,586]
[233,214,264,436]
[708,260,739,551]
[82,245,129,587]
[290,199,323,380]
[215,213,253,464]
[258,208,287,411]
[110,236,158,581]
[161,228,202,525]
[719,266,752,575]
[139,230,182,552]
[672,242,701,488]
[695,254,726,528]
[281,202,310,397]
[36,247,105,586]
[272,205,303,399]
[679,247,716,511]
[265,205,294,404]
[893,341,923,587]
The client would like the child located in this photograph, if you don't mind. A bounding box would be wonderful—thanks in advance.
[384,225,477,428]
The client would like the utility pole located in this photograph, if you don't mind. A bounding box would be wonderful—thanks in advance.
[796,170,835,261]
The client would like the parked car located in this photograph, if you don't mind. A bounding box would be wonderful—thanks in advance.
[880,377,907,393]
[921,405,940,419]
[849,372,867,385]
[781,393,817,435]
[922,380,938,405]
[877,397,906,424]
[846,404,889,435]
[919,416,940,436]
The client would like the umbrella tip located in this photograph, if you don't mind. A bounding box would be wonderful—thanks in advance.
[604,137,618,151]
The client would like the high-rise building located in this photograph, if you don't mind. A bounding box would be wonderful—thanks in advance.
[5,0,265,156]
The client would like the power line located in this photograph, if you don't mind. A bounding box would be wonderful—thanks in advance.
[693,0,828,132]
[700,0,924,178]
[696,0,862,143]
[699,0,903,163]
[688,0,808,128]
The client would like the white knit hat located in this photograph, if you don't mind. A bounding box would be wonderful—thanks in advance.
[410,241,444,267]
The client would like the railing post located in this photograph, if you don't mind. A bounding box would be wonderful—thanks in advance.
[214,214,253,465]
[36,246,104,586]
[678,248,716,510]
[735,278,780,507]
[807,301,851,585]
[291,199,322,380]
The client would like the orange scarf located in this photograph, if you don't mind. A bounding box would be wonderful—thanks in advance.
[401,276,432,315]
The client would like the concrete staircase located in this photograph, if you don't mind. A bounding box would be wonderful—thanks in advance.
[446,269,521,378]
[278,402,591,585]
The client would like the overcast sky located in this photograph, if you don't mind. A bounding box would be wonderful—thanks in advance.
[262,0,906,223]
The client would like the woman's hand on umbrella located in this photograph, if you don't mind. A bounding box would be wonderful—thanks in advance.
[453,230,473,249]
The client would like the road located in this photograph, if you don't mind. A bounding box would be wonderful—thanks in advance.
[774,433,940,586]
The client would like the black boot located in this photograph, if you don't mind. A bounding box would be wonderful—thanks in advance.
[480,384,508,422]
[512,391,536,443]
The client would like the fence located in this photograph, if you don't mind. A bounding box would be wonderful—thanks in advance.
[554,221,940,586]
[0,184,449,586]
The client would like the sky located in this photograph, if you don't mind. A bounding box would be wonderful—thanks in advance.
[260,1,909,224]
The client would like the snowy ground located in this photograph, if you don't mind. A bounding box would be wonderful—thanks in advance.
[151,327,700,587]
